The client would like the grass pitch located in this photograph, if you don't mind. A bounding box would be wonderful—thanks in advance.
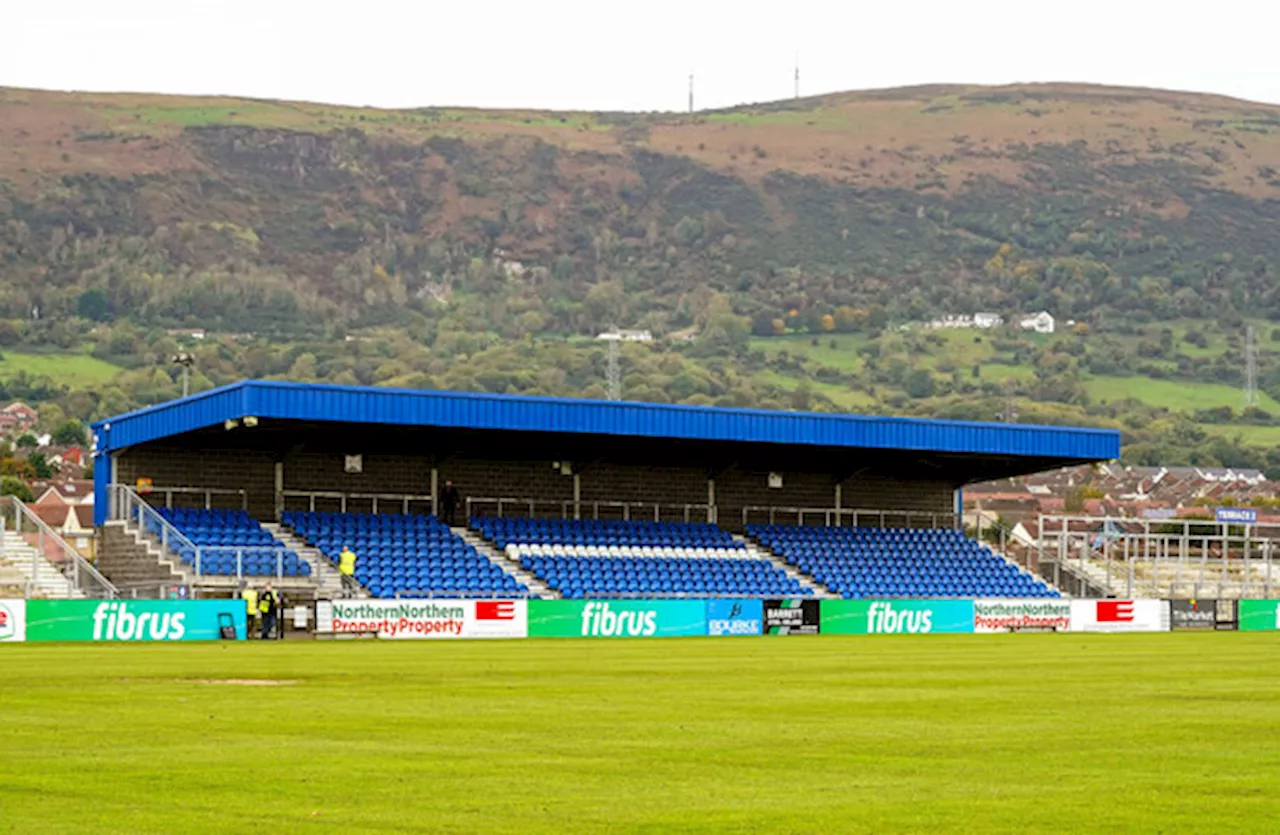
[2,634,1278,833]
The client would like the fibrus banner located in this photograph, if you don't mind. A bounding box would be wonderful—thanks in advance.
[528,600,706,638]
[317,599,527,638]
[821,600,975,635]
[1069,599,1169,633]
[762,599,820,634]
[25,600,245,641]
[706,599,763,636]
[1237,599,1280,631]
[0,599,26,642]
[974,599,1072,633]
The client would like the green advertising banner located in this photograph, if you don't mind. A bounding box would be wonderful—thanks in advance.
[26,600,246,642]
[822,599,975,635]
[528,600,707,638]
[1237,599,1280,632]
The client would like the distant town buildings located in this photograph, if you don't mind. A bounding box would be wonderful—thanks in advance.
[0,402,39,437]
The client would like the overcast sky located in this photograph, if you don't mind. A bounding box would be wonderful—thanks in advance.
[5,1,1278,111]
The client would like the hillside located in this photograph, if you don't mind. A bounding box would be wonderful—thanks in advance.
[2,83,1280,472]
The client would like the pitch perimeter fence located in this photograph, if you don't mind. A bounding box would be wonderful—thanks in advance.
[4,596,1278,642]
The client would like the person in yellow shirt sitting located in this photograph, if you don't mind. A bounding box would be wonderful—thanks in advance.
[338,546,358,598]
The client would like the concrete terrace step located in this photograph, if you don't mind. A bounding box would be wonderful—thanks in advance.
[453,527,558,600]
[734,534,840,599]
[263,522,364,599]
[1,533,83,599]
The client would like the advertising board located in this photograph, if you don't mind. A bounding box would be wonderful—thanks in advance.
[822,600,975,635]
[706,600,763,636]
[316,599,527,639]
[0,599,26,642]
[1237,599,1280,632]
[973,599,1071,633]
[1215,507,1257,525]
[25,600,246,641]
[1068,599,1169,633]
[762,599,820,635]
[1169,599,1217,631]
[527,600,706,638]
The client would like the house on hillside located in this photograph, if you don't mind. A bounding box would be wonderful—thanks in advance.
[32,479,95,508]
[925,313,1004,331]
[0,402,39,436]
[29,504,95,555]
[1018,311,1056,334]
[596,329,653,343]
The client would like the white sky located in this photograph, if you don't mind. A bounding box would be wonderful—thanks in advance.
[4,0,1279,111]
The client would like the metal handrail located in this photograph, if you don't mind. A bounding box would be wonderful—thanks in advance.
[466,496,713,523]
[114,485,298,581]
[392,589,534,599]
[741,506,960,530]
[2,496,118,599]
[282,490,434,515]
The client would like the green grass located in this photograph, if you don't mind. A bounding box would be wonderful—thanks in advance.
[0,351,122,386]
[2,636,1278,833]
[1085,375,1280,412]
[748,334,868,372]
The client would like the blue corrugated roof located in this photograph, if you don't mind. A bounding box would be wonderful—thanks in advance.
[91,380,1120,461]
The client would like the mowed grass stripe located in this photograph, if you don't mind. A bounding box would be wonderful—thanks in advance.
[0,635,1277,834]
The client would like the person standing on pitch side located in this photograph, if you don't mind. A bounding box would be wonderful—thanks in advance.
[258,582,279,640]
[240,581,258,640]
[440,480,461,527]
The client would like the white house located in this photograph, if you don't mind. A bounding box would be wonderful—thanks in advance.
[925,313,1004,331]
[1018,311,1056,334]
[597,329,653,343]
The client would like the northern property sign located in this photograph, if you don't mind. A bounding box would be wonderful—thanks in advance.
[317,599,527,639]
[973,599,1072,632]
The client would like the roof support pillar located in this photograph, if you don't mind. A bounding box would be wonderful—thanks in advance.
[430,467,438,518]
[573,473,581,520]
[274,462,284,522]
[834,484,842,527]
[707,478,716,524]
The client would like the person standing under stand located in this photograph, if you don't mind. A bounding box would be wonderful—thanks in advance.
[338,545,358,598]
[258,583,279,640]
[440,480,461,527]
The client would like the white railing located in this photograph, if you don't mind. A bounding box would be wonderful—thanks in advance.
[1,496,118,599]
[741,506,960,530]
[113,485,297,582]
[1037,514,1277,599]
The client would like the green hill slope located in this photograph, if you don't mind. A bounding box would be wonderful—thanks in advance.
[2,83,1280,471]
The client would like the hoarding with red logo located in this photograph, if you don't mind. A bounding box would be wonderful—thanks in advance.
[1069,599,1169,633]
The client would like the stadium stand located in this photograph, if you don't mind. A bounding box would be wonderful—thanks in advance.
[152,508,312,577]
[473,517,809,598]
[748,525,1057,599]
[283,511,527,599]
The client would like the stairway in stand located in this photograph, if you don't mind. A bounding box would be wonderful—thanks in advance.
[454,527,557,599]
[263,522,367,599]
[1,531,83,599]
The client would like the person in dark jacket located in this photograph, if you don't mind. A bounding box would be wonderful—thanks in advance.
[440,480,461,526]
[258,583,279,640]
